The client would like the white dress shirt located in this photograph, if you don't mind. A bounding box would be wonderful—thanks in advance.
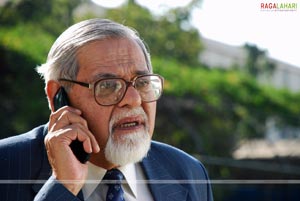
[82,162,153,201]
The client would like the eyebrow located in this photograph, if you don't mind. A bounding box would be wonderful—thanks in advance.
[93,73,117,79]
[91,70,150,82]
[135,70,150,75]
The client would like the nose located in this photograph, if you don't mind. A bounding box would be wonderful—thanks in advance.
[117,85,142,108]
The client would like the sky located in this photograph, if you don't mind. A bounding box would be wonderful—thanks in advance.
[91,0,300,67]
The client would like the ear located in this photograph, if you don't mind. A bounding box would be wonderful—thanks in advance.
[46,80,61,112]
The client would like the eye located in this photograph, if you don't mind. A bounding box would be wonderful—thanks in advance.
[100,80,116,89]
[96,79,122,96]
[136,78,150,89]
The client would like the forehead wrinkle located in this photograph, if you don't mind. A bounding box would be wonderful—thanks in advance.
[104,43,137,60]
[100,55,145,65]
[92,61,146,71]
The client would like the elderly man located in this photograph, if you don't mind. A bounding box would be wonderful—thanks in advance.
[0,19,213,201]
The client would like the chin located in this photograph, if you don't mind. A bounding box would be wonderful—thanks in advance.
[104,130,151,166]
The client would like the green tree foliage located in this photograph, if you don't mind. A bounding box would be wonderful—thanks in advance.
[103,0,203,66]
[243,43,276,77]
[0,0,80,35]
[152,58,300,156]
[0,0,80,136]
[0,24,54,137]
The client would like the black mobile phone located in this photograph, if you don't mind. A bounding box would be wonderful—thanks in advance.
[54,87,90,164]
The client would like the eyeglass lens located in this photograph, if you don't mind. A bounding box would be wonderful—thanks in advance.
[94,75,163,106]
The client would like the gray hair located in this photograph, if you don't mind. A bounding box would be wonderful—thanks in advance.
[36,18,152,85]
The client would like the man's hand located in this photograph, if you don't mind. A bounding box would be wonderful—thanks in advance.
[45,106,100,195]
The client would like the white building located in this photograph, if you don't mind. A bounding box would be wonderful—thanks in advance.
[200,37,300,92]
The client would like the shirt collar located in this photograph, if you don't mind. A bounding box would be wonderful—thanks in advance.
[119,163,137,198]
[82,162,137,199]
[82,162,106,199]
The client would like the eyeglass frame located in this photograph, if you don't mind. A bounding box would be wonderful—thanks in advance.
[59,74,164,106]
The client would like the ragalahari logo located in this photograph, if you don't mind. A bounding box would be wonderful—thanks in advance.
[260,2,298,11]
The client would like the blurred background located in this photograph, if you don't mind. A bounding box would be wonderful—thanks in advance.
[1,0,300,200]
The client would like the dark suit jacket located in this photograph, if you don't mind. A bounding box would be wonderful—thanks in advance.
[0,124,213,201]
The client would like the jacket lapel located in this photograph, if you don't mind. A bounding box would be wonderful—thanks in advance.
[141,150,188,201]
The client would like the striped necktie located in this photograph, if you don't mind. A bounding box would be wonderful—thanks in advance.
[103,169,125,201]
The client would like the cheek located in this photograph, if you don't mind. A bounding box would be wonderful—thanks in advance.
[144,102,157,135]
[77,102,113,146]
[84,107,111,134]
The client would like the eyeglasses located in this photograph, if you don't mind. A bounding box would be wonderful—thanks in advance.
[59,74,164,106]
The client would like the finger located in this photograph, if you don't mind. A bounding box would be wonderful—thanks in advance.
[46,124,91,160]
[50,109,88,132]
[50,106,81,121]
[49,106,82,128]
[59,123,99,154]
[71,123,100,153]
[83,128,100,153]
[48,107,100,153]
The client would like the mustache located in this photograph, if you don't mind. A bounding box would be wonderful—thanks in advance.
[109,107,148,134]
